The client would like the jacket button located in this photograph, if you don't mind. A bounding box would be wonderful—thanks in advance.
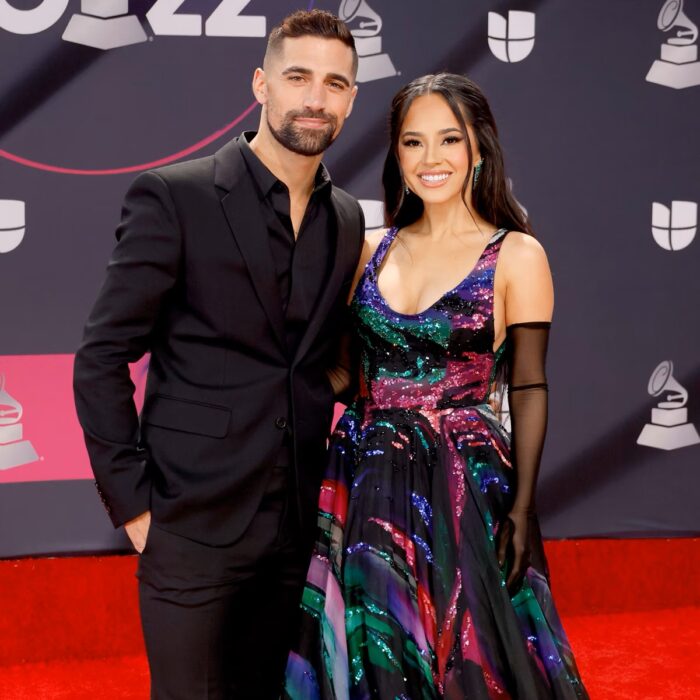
[275,417,288,430]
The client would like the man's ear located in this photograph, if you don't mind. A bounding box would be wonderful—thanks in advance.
[252,67,267,105]
[345,84,359,118]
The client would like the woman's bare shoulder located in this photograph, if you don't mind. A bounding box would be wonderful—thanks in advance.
[499,230,550,278]
[366,227,388,253]
[499,230,554,321]
[350,228,389,295]
[358,228,388,268]
[500,230,548,262]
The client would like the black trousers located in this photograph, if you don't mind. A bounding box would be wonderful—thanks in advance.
[136,466,310,700]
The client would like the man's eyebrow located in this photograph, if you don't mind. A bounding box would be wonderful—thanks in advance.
[326,72,351,87]
[282,66,351,87]
[282,66,312,76]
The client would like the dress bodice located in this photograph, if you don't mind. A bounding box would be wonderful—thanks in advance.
[351,226,509,413]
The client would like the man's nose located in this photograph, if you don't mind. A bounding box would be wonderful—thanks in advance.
[302,81,326,112]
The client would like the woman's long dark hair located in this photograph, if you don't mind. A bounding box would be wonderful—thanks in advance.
[383,73,533,235]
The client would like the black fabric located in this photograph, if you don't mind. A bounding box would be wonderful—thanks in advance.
[138,466,309,700]
[73,135,365,545]
[497,321,551,593]
[325,306,359,406]
[238,132,335,466]
[239,132,334,358]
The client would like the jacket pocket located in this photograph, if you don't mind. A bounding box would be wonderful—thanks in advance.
[141,394,231,438]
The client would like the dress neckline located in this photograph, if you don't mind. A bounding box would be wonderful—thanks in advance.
[372,226,507,319]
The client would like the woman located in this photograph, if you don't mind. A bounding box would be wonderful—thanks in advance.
[285,73,588,699]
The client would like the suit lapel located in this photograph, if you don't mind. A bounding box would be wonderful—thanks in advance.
[293,188,356,366]
[215,139,287,352]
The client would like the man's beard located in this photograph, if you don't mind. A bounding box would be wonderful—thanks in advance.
[267,109,338,156]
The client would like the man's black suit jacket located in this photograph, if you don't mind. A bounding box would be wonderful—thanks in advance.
[73,137,365,546]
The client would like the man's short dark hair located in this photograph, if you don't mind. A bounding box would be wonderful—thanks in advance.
[265,10,358,77]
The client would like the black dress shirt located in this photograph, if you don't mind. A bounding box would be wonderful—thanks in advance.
[239,131,334,357]
[239,131,336,466]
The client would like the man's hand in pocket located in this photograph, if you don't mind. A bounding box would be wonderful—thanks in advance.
[124,510,151,554]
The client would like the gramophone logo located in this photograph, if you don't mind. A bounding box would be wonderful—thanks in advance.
[339,0,397,83]
[637,361,700,450]
[651,200,697,250]
[500,391,512,433]
[646,0,700,88]
[63,0,147,50]
[488,11,536,63]
[0,375,39,471]
[0,200,26,254]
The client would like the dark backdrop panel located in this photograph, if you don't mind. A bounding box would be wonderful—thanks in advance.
[1,0,698,556]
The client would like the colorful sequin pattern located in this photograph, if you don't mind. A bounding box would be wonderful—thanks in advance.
[284,228,588,699]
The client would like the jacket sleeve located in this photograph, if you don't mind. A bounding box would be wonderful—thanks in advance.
[73,171,181,528]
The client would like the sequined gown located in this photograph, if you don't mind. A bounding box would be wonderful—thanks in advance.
[284,228,588,699]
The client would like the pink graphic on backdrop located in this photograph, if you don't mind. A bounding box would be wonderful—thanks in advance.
[0,355,149,484]
[332,403,344,429]
[0,353,346,484]
[0,103,258,176]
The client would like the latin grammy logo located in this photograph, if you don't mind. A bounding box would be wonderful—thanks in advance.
[488,11,536,63]
[652,200,697,250]
[637,361,700,450]
[0,375,39,471]
[358,199,384,233]
[63,0,147,50]
[646,0,700,89]
[0,200,25,254]
[339,0,397,83]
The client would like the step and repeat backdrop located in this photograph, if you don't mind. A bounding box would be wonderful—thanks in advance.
[0,0,698,557]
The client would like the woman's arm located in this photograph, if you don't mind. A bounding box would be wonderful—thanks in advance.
[326,230,386,400]
[495,232,554,593]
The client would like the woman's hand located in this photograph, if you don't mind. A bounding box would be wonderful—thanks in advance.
[496,509,532,595]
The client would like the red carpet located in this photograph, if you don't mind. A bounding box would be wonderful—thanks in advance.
[1,539,699,698]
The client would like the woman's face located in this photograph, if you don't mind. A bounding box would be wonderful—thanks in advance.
[397,93,479,206]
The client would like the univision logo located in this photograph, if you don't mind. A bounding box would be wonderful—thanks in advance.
[488,11,536,63]
[651,200,697,250]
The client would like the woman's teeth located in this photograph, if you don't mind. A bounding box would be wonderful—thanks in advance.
[420,173,450,183]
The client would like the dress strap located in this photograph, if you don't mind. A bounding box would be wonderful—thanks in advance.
[480,227,510,265]
[488,227,509,248]
[367,226,399,278]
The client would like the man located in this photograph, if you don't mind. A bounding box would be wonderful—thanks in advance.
[73,10,363,699]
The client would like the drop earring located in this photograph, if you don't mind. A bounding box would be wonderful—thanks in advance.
[472,158,484,190]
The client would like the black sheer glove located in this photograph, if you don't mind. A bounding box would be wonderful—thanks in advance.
[496,321,551,594]
[497,510,531,594]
